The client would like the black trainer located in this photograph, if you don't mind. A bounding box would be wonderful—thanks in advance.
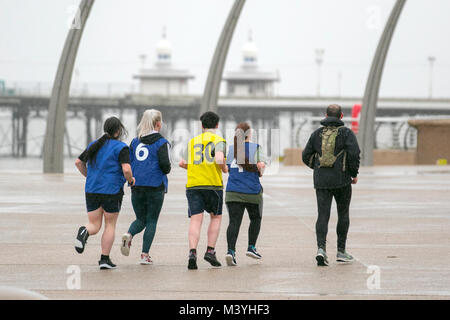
[188,253,198,270]
[225,249,237,266]
[98,256,117,270]
[315,248,329,266]
[204,251,221,267]
[75,226,89,254]
[246,245,262,259]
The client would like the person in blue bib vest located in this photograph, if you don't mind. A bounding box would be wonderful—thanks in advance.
[74,116,135,270]
[225,122,266,266]
[120,109,171,265]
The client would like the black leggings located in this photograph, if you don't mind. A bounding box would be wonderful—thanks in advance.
[315,184,352,251]
[226,202,262,251]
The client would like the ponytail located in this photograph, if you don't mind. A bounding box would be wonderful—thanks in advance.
[86,116,127,164]
[86,134,109,164]
[233,122,260,176]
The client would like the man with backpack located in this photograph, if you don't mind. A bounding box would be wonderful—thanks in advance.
[302,104,360,266]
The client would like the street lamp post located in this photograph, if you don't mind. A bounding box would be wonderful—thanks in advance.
[428,56,436,99]
[139,54,147,69]
[315,49,325,97]
[337,70,343,97]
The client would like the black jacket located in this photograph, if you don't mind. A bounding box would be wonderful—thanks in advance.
[302,117,360,189]
[137,133,171,175]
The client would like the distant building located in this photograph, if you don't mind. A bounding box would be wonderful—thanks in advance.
[134,28,194,96]
[223,31,279,97]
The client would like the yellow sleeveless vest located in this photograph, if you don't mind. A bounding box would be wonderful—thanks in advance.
[186,131,226,188]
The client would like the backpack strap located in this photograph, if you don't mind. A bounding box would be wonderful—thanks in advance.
[342,151,347,172]
[336,126,347,172]
[308,153,317,168]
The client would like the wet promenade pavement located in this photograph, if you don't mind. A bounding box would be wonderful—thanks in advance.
[0,159,449,299]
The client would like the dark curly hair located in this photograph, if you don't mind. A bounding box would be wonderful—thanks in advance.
[200,111,220,129]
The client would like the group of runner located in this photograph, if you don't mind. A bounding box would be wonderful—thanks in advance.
[74,104,360,270]
[74,110,265,270]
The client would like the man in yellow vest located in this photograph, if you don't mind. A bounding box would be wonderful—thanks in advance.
[179,111,228,270]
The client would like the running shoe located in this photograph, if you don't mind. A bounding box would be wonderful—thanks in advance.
[188,252,198,270]
[75,226,89,254]
[120,233,132,256]
[316,248,329,266]
[225,249,237,266]
[98,257,117,270]
[336,250,354,263]
[204,251,222,267]
[139,253,153,265]
[246,245,262,259]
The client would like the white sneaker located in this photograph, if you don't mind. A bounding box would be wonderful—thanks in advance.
[139,253,153,265]
[120,233,132,256]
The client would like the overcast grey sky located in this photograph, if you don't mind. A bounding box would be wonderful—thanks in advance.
[1,0,449,98]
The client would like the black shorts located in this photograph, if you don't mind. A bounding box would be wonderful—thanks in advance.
[85,192,123,213]
[186,189,223,218]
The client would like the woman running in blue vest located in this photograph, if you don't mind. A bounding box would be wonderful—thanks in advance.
[74,116,135,270]
[120,109,171,265]
[225,122,266,266]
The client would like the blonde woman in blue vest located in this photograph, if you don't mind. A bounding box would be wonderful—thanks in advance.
[120,109,171,265]
[225,122,266,266]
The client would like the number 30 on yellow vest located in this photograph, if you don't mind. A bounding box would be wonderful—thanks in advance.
[186,132,226,188]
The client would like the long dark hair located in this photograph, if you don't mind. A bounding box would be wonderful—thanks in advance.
[234,122,260,175]
[86,116,127,164]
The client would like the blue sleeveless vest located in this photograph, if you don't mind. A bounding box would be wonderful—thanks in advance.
[130,136,169,192]
[85,139,127,194]
[226,142,262,194]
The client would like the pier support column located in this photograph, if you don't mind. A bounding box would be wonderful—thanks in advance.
[43,0,94,173]
[358,0,406,166]
[200,0,245,115]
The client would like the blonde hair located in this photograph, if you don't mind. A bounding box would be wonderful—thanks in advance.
[137,109,162,137]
